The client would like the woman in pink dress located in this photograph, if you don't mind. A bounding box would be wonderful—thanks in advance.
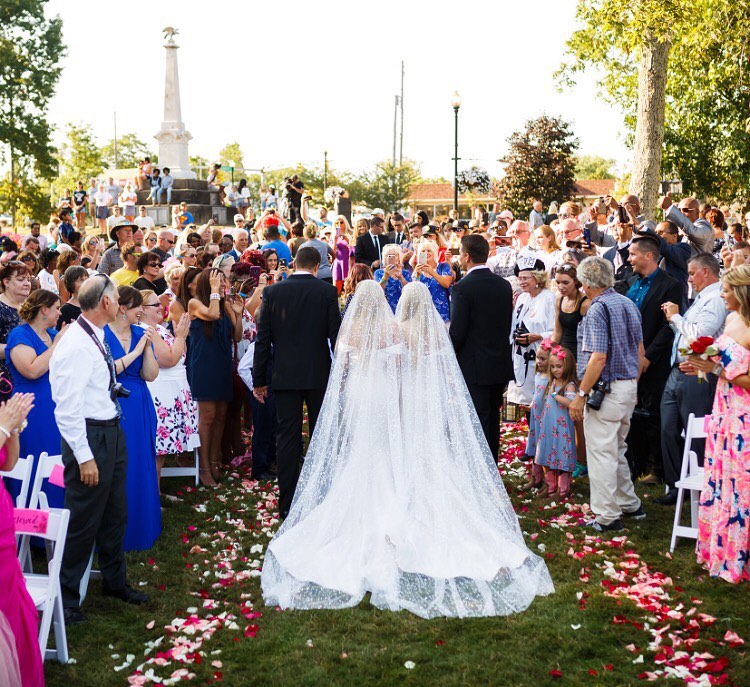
[0,392,44,686]
[683,265,750,584]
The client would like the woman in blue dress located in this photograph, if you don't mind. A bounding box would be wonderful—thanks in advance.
[188,269,243,486]
[5,289,65,507]
[373,244,411,313]
[104,285,161,551]
[412,239,454,322]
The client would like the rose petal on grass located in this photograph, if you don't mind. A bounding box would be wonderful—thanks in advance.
[404,661,416,670]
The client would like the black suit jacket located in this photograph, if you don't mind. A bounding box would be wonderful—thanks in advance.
[628,268,685,391]
[387,230,406,245]
[354,232,391,265]
[449,268,513,386]
[253,274,341,390]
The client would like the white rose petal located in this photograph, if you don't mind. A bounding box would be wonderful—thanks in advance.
[404,661,416,670]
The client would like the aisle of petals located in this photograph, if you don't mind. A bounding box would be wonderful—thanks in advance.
[102,421,745,684]
[123,473,279,685]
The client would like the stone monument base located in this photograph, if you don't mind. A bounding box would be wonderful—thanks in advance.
[136,178,235,226]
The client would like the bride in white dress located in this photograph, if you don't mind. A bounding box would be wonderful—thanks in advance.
[261,281,553,618]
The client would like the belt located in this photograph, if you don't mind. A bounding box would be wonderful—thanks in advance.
[85,417,120,427]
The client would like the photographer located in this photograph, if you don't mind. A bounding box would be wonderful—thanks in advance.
[284,174,304,223]
[570,257,646,533]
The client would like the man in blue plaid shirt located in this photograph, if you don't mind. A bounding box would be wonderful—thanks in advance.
[570,257,647,533]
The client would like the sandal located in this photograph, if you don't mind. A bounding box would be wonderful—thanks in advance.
[519,478,543,492]
[534,483,549,498]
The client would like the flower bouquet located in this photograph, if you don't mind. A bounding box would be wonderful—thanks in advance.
[679,336,719,382]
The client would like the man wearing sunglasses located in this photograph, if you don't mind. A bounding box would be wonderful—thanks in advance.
[658,192,714,256]
[150,230,176,263]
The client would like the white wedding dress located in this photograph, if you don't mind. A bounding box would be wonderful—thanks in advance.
[261,281,553,618]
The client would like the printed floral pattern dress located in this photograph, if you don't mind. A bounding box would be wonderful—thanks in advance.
[697,334,750,583]
[147,324,200,455]
[524,373,547,456]
[532,382,577,473]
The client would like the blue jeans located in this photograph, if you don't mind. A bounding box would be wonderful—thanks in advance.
[148,187,162,203]
[161,186,172,204]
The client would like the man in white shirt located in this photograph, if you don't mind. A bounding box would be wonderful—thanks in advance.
[529,201,545,230]
[21,220,48,252]
[106,205,124,231]
[134,205,155,232]
[50,276,148,624]
[656,253,726,504]
[93,183,113,234]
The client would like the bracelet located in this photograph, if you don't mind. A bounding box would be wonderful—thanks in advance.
[0,425,11,439]
[12,419,28,435]
[209,293,221,301]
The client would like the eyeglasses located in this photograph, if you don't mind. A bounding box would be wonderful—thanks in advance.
[561,229,579,236]
[146,237,157,242]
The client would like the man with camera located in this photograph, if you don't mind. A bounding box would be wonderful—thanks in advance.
[570,256,646,532]
[284,175,305,223]
[50,275,147,624]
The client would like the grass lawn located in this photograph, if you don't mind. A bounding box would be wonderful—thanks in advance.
[43,424,749,687]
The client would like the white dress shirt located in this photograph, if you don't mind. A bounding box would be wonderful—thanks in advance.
[466,264,489,276]
[669,281,726,364]
[50,316,118,464]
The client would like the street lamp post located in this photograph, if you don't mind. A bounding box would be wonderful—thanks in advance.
[451,91,462,216]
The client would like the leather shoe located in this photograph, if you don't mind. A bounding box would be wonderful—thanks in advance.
[102,584,149,605]
[63,607,86,625]
[654,490,678,505]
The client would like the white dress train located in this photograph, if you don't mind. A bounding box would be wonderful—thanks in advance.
[261,280,553,618]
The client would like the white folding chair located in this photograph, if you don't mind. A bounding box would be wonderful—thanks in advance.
[15,507,70,663]
[2,454,34,507]
[161,448,200,486]
[24,452,99,601]
[669,414,707,552]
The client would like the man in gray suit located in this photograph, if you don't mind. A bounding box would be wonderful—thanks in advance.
[658,193,714,256]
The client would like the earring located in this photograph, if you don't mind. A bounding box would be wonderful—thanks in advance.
[42,314,46,320]
[122,314,127,320]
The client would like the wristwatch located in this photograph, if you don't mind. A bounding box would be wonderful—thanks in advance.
[578,389,587,398]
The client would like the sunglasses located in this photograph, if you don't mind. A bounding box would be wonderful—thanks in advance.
[147,262,160,267]
[165,239,175,244]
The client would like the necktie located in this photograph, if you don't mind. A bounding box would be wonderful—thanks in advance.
[102,336,122,417]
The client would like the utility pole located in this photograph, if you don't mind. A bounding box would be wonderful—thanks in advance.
[323,151,328,190]
[113,112,118,170]
[392,95,400,165]
[399,60,404,164]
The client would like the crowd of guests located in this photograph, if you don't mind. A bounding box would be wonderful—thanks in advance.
[1,186,749,685]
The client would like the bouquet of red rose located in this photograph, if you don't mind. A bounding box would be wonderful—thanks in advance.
[679,336,719,382]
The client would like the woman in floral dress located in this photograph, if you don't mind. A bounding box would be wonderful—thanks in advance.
[684,265,750,583]
[139,289,200,491]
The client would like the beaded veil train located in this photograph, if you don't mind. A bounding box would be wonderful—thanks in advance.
[261,280,553,618]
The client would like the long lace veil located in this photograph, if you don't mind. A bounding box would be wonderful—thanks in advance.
[391,282,554,617]
[262,280,404,608]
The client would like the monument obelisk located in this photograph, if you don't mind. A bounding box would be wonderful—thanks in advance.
[154,27,196,179]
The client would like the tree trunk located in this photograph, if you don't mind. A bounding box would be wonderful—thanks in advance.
[630,35,670,220]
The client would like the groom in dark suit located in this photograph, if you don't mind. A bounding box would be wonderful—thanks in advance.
[354,215,391,267]
[253,247,341,518]
[449,234,514,463]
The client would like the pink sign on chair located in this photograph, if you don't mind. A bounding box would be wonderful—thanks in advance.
[48,464,65,488]
[13,508,49,535]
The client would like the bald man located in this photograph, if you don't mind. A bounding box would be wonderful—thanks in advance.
[585,193,654,247]
[529,201,545,230]
[659,193,714,256]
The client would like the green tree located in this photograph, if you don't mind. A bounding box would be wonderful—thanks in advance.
[100,133,154,170]
[347,160,421,212]
[0,0,65,225]
[559,0,750,207]
[0,173,52,225]
[218,142,244,171]
[495,115,579,217]
[575,155,616,180]
[55,123,104,194]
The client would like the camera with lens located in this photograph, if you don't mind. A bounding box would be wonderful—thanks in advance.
[586,378,611,411]
[110,382,131,402]
[513,323,531,347]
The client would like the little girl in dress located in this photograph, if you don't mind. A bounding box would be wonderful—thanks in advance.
[521,339,553,491]
[532,345,578,499]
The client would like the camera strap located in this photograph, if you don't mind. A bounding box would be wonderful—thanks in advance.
[597,299,613,383]
[76,316,117,391]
